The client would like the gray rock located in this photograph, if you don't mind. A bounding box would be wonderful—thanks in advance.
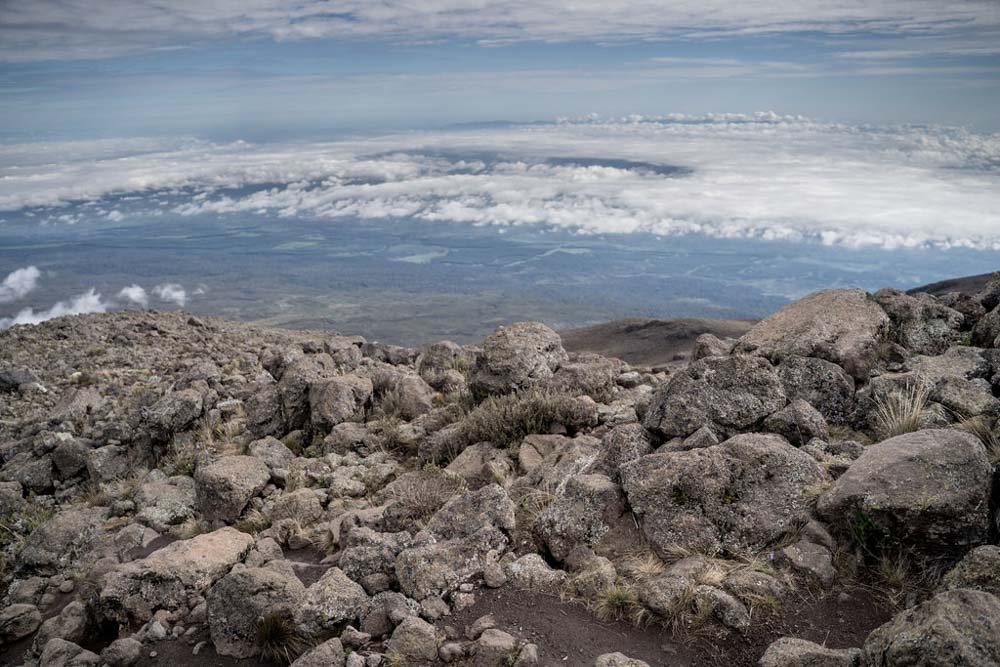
[637,574,692,617]
[694,585,749,629]
[622,433,825,556]
[469,322,567,396]
[247,437,295,471]
[135,480,196,532]
[760,637,862,666]
[38,638,99,667]
[863,588,1000,666]
[387,616,438,663]
[776,356,856,425]
[266,488,324,525]
[32,601,89,654]
[359,591,420,637]
[86,445,130,482]
[100,527,254,625]
[586,423,654,483]
[474,628,518,666]
[763,400,829,446]
[147,388,203,437]
[99,638,144,667]
[873,288,964,355]
[534,474,627,562]
[642,355,787,439]
[308,374,373,430]
[595,653,650,667]
[972,306,1000,347]
[777,541,835,588]
[504,554,567,589]
[817,429,991,555]
[0,603,42,643]
[194,455,270,523]
[51,438,89,480]
[736,289,890,381]
[208,565,306,659]
[0,452,54,495]
[19,506,107,575]
[692,333,734,360]
[290,638,346,667]
[339,527,412,594]
[297,567,368,636]
[941,546,1000,596]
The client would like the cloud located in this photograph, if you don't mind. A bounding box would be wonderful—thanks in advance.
[2,1,1000,62]
[3,116,1000,250]
[117,284,149,307]
[153,283,187,306]
[0,266,42,303]
[0,289,108,329]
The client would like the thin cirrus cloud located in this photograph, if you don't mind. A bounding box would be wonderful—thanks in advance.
[3,115,1000,251]
[2,1,999,62]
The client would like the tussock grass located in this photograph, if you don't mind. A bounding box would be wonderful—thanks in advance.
[234,509,272,535]
[257,611,307,665]
[456,390,591,449]
[591,585,648,626]
[872,382,937,440]
[379,467,466,528]
[957,416,1000,464]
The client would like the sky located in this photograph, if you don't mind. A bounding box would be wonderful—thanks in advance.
[1,1,999,329]
[1,1,999,139]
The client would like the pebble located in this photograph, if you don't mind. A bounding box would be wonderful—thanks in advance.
[58,580,75,594]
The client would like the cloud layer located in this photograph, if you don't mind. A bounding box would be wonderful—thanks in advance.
[4,116,999,250]
[4,1,999,61]
[0,266,41,304]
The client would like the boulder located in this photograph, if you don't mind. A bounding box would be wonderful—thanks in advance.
[817,429,991,555]
[37,638,99,667]
[208,565,306,659]
[621,434,825,556]
[0,603,42,643]
[290,638,346,667]
[147,388,203,437]
[308,374,372,430]
[775,356,855,425]
[195,455,270,523]
[760,637,862,667]
[873,288,964,355]
[19,506,107,575]
[135,479,196,532]
[469,322,568,396]
[0,453,54,495]
[941,546,1000,597]
[972,306,1000,347]
[595,654,650,667]
[643,355,787,439]
[586,423,654,483]
[735,289,890,381]
[338,527,412,594]
[387,616,438,663]
[763,400,829,446]
[100,527,254,625]
[99,638,143,667]
[297,568,368,636]
[692,333,734,360]
[266,488,324,525]
[32,600,89,653]
[445,443,515,490]
[863,589,1000,666]
[534,474,627,562]
[85,445,130,482]
[248,436,295,470]
[546,353,622,399]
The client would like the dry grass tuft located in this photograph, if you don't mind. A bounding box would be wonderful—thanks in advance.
[957,416,1000,463]
[256,611,307,665]
[456,390,592,449]
[872,382,937,440]
[380,467,467,528]
[591,585,648,626]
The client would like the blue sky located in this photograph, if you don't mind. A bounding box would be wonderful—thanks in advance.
[2,1,999,140]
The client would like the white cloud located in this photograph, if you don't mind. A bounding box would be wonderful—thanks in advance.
[3,116,1000,250]
[0,289,108,329]
[2,1,999,62]
[117,284,149,307]
[0,266,42,303]
[153,283,187,306]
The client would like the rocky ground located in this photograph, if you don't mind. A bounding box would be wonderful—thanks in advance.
[1,278,1000,667]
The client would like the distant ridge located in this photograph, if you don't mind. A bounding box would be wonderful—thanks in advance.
[560,316,755,367]
[909,271,998,297]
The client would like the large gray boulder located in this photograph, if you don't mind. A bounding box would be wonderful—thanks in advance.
[760,637,862,666]
[296,568,368,636]
[941,546,1000,597]
[0,603,42,643]
[207,564,306,659]
[642,355,787,439]
[308,374,372,430]
[290,638,346,667]
[817,429,991,555]
[873,288,964,355]
[469,322,568,396]
[775,355,856,425]
[735,289,890,381]
[195,455,270,523]
[100,527,254,625]
[395,484,515,600]
[534,473,627,562]
[37,638,100,667]
[863,589,1000,666]
[18,506,107,575]
[621,434,826,556]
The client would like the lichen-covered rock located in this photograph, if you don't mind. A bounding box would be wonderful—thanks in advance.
[135,479,196,532]
[37,638,100,667]
[940,546,1000,597]
[207,564,306,659]
[19,506,107,575]
[100,527,254,625]
[388,616,439,663]
[469,322,568,396]
[763,399,829,446]
[595,653,650,667]
[296,567,368,636]
[760,637,862,667]
[735,289,890,381]
[863,589,1000,666]
[586,423,654,483]
[775,355,855,425]
[546,353,622,399]
[504,553,567,589]
[0,603,42,643]
[642,355,787,439]
[86,444,130,482]
[195,455,270,523]
[873,288,964,355]
[290,638,346,667]
[621,433,825,556]
[147,388,203,437]
[534,473,627,562]
[692,333,734,360]
[339,527,412,594]
[308,374,372,430]
[266,488,324,525]
[99,638,143,667]
[817,429,991,555]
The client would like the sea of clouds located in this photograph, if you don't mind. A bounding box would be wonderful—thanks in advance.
[2,114,999,252]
